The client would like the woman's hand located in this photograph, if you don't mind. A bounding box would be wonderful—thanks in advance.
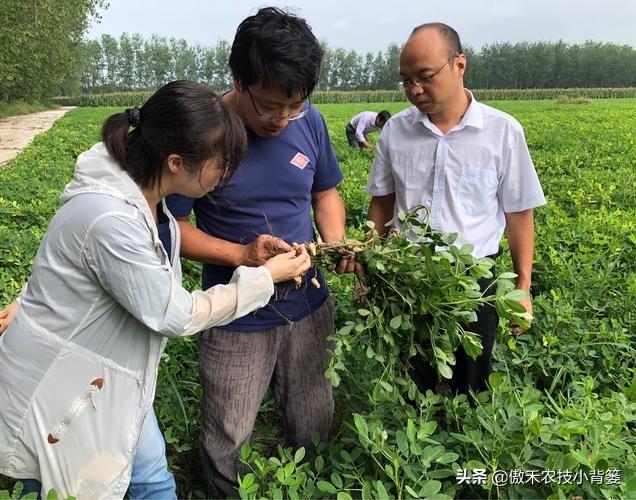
[263,247,312,283]
[0,300,20,335]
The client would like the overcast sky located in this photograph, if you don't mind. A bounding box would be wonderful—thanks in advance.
[87,0,636,53]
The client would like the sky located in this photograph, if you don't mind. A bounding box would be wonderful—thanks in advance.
[86,0,636,53]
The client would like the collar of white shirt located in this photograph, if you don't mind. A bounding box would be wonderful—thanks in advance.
[411,89,484,134]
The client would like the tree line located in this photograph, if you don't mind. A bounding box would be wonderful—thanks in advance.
[1,1,635,102]
[0,0,104,102]
[74,36,636,95]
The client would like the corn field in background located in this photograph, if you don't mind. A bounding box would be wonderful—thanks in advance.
[52,87,636,107]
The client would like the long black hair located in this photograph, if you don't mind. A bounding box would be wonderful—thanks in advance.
[101,80,247,189]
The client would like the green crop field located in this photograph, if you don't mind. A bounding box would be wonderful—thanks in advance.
[1,99,635,499]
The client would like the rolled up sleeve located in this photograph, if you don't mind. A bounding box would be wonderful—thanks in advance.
[355,121,367,143]
[83,213,274,338]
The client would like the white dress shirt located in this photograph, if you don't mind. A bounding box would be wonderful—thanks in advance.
[366,91,546,258]
[351,111,379,142]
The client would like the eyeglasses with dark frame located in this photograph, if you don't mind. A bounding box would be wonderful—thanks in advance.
[397,54,459,91]
[244,86,311,122]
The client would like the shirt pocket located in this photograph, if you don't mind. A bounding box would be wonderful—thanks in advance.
[400,155,434,209]
[457,167,498,216]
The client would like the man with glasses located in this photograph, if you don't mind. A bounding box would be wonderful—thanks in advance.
[166,7,345,497]
[365,23,546,396]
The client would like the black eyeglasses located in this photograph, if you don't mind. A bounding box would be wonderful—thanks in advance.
[397,55,458,91]
[245,87,311,122]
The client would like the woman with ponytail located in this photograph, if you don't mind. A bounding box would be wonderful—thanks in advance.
[0,81,311,499]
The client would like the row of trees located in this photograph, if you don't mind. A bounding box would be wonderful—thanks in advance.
[75,36,636,95]
[77,35,403,94]
[80,35,234,95]
[0,0,104,101]
[2,1,635,102]
[468,41,636,88]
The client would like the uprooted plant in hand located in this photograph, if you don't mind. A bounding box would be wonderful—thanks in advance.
[307,207,531,386]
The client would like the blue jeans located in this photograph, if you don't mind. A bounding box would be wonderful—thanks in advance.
[20,408,176,499]
[128,408,177,499]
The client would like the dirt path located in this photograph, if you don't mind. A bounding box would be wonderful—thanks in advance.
[0,107,76,165]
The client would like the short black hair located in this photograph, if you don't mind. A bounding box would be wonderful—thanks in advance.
[229,7,322,99]
[377,110,391,123]
[411,22,463,58]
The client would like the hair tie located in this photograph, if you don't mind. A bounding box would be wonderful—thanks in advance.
[125,107,141,128]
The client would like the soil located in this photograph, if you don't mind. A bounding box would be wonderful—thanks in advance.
[0,107,75,165]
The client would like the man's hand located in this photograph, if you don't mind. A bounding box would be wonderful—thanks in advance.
[353,278,369,305]
[505,209,535,335]
[512,294,533,335]
[0,300,20,335]
[242,235,293,267]
[334,257,365,277]
[334,259,368,303]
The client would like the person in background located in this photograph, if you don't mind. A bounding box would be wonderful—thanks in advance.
[345,109,391,149]
[365,23,546,396]
[0,81,310,499]
[166,8,349,498]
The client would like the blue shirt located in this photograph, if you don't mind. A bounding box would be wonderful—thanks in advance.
[156,203,172,263]
[166,107,343,331]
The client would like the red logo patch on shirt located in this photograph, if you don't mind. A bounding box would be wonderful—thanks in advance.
[290,152,310,169]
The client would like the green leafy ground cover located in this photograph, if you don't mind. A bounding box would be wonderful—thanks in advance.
[1,100,635,499]
[0,101,57,119]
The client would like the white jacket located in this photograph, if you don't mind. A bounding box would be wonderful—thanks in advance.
[0,143,274,498]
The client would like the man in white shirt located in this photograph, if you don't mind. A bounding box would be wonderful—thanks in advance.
[346,110,391,149]
[365,22,546,395]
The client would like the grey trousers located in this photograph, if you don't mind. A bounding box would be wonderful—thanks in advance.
[198,298,335,497]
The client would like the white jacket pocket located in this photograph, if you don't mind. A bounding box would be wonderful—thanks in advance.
[24,346,143,499]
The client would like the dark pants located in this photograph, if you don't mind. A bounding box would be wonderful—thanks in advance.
[198,299,335,498]
[410,276,499,395]
[345,123,365,148]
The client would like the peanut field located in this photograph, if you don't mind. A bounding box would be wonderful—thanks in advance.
[0,99,634,499]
